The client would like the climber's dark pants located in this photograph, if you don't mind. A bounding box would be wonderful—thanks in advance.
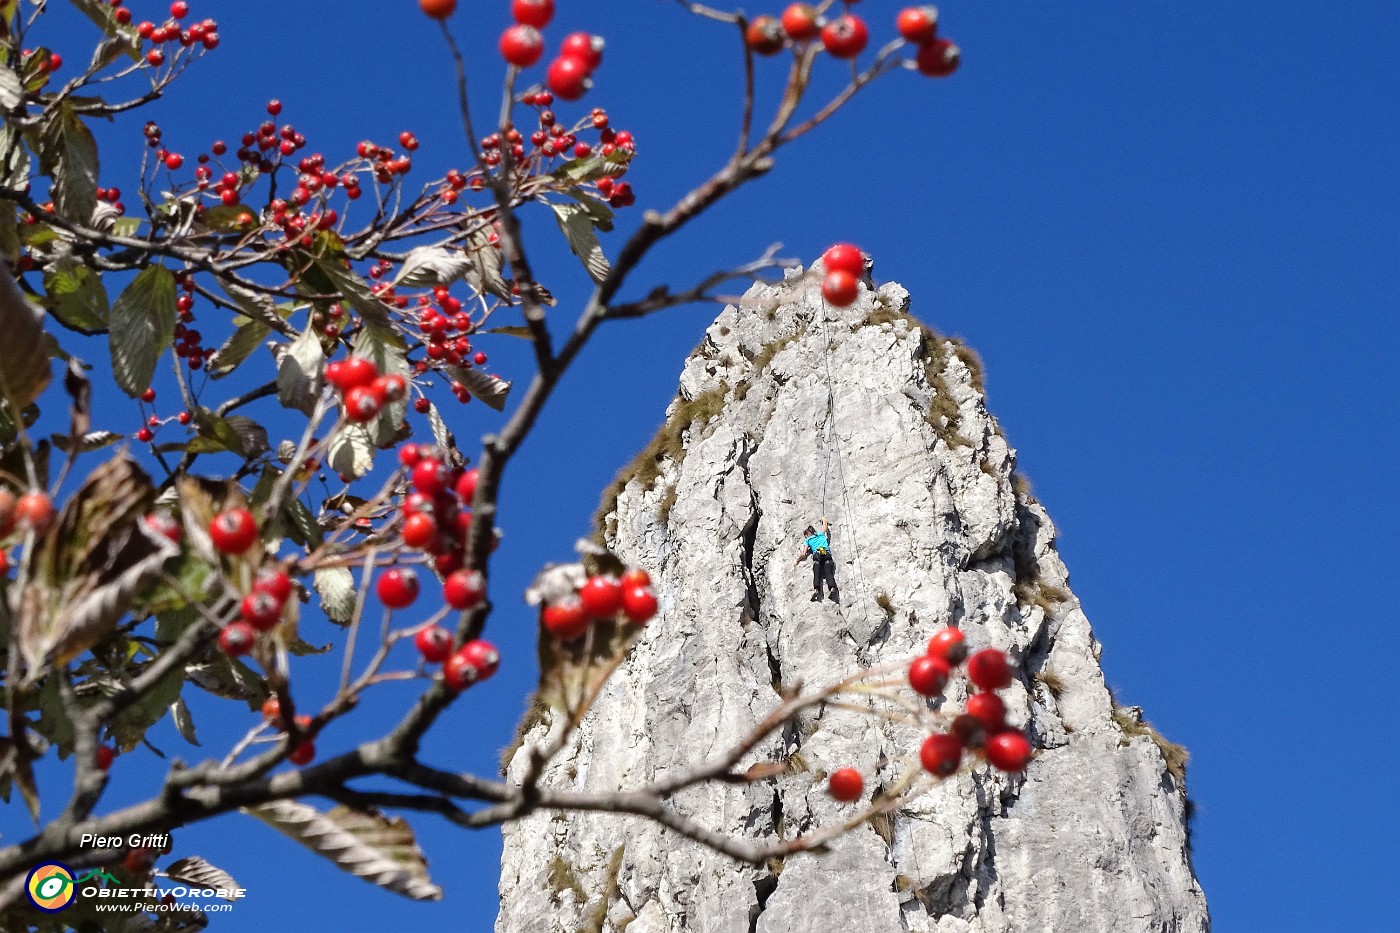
[811,552,838,596]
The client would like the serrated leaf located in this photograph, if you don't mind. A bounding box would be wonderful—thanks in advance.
[283,495,322,549]
[0,262,52,410]
[549,202,610,283]
[18,456,173,679]
[561,186,615,232]
[243,801,443,901]
[207,318,270,378]
[187,409,249,458]
[448,364,511,412]
[170,695,199,746]
[0,67,22,111]
[327,423,373,480]
[276,327,324,415]
[66,0,142,53]
[0,121,29,189]
[314,566,356,625]
[350,327,408,446]
[51,430,121,453]
[201,203,255,233]
[42,256,109,333]
[218,278,295,335]
[483,325,532,339]
[553,151,633,184]
[109,264,175,397]
[43,101,99,225]
[109,216,140,238]
[164,857,239,899]
[425,402,452,452]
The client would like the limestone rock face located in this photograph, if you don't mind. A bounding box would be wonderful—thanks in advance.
[496,272,1209,933]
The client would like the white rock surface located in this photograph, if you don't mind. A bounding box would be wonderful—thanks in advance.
[496,272,1209,933]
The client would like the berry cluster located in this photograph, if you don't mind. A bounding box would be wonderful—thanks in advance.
[828,628,1033,803]
[540,567,657,640]
[124,1,220,68]
[218,568,295,657]
[395,446,484,577]
[818,242,867,307]
[746,4,959,76]
[324,357,408,424]
[0,488,56,539]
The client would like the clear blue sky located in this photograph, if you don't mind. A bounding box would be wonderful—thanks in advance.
[5,2,1397,930]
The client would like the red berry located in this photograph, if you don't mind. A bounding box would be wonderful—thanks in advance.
[920,732,962,777]
[442,651,477,691]
[399,444,423,468]
[402,512,438,549]
[821,14,868,59]
[459,639,499,680]
[542,596,590,640]
[146,48,164,67]
[398,131,419,151]
[239,590,283,631]
[511,0,554,28]
[926,627,967,664]
[170,1,188,19]
[14,491,55,533]
[254,569,294,604]
[621,585,658,624]
[780,3,821,41]
[965,692,1007,733]
[500,25,544,68]
[908,655,950,697]
[455,467,478,504]
[376,567,420,609]
[821,242,865,277]
[745,15,785,55]
[329,356,379,392]
[266,99,282,116]
[209,507,257,554]
[821,270,859,306]
[135,428,154,443]
[96,745,116,771]
[546,55,591,101]
[288,740,316,766]
[443,569,486,610]
[140,387,157,403]
[218,620,256,656]
[896,6,939,43]
[143,512,182,544]
[261,696,284,728]
[620,567,651,589]
[418,0,456,20]
[915,37,960,78]
[966,648,1013,691]
[984,730,1032,772]
[559,32,603,70]
[579,575,623,618]
[412,459,450,495]
[828,767,864,802]
[415,625,453,663]
[372,373,407,404]
[164,152,183,170]
[344,386,381,422]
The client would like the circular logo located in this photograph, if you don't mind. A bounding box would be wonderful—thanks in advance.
[25,862,77,913]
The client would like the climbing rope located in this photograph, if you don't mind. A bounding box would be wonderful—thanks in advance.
[813,297,880,634]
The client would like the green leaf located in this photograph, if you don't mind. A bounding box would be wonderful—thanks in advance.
[0,121,29,188]
[43,101,99,225]
[350,326,408,446]
[109,663,184,752]
[314,566,356,625]
[108,264,175,397]
[109,216,141,238]
[218,278,294,335]
[548,201,611,283]
[201,203,255,233]
[276,326,324,415]
[553,150,633,185]
[42,257,109,333]
[65,0,142,52]
[561,186,615,232]
[0,263,52,410]
[207,318,270,378]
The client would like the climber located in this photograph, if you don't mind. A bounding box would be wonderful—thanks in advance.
[794,517,840,604]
